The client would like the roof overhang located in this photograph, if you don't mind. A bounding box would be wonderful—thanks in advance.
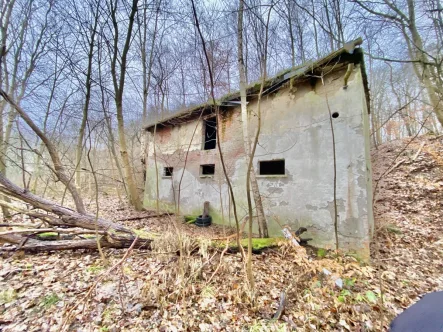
[144,37,369,132]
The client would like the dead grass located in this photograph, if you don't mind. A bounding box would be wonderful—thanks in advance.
[0,135,442,331]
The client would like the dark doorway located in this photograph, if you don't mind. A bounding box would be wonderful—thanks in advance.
[259,160,285,175]
[203,116,217,150]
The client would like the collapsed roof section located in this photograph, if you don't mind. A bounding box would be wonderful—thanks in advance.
[145,37,369,132]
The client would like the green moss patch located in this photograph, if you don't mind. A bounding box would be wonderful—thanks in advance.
[184,215,198,224]
[36,232,58,240]
[213,237,281,252]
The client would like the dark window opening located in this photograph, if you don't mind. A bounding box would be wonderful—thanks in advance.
[200,164,215,176]
[332,112,339,118]
[259,160,285,175]
[203,116,217,150]
[164,167,173,177]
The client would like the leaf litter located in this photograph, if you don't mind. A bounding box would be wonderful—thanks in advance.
[0,135,442,331]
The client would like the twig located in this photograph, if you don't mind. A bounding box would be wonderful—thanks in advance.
[0,223,43,228]
[273,291,287,320]
[0,228,106,236]
[325,95,338,252]
[60,236,139,331]
[206,240,229,285]
[384,159,407,177]
[116,213,171,221]
[412,142,425,161]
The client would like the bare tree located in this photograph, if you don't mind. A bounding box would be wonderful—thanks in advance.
[106,0,142,210]
[73,0,100,188]
[237,0,268,238]
[0,91,87,214]
[355,0,443,126]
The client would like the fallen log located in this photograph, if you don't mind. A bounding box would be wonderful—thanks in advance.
[0,228,106,236]
[0,233,147,252]
[116,213,172,222]
[0,173,153,252]
[0,174,131,234]
[0,223,43,228]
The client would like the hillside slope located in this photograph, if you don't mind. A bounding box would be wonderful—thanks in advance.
[371,134,443,315]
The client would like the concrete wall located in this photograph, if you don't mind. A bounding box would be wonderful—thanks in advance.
[144,64,373,259]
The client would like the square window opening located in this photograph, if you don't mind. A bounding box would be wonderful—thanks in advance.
[203,116,217,150]
[200,164,215,176]
[259,160,285,175]
[164,167,173,177]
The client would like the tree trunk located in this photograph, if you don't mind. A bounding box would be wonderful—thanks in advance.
[237,0,268,238]
[0,172,131,234]
[0,89,86,214]
[110,0,142,211]
[75,5,98,188]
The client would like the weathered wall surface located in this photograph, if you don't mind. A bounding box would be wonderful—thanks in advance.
[144,64,373,258]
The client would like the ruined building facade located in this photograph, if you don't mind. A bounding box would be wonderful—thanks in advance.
[143,40,373,258]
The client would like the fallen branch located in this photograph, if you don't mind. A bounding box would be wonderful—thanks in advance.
[412,142,425,161]
[273,291,286,320]
[0,233,144,252]
[0,174,130,233]
[384,159,406,177]
[0,174,154,252]
[0,228,106,236]
[116,212,172,221]
[60,237,139,331]
[0,223,43,228]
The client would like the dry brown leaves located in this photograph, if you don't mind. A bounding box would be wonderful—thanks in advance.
[0,135,442,331]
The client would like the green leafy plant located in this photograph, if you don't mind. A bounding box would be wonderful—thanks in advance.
[386,224,402,234]
[317,248,327,258]
[355,293,365,302]
[337,289,351,303]
[0,289,17,304]
[41,293,60,308]
[365,290,378,303]
[87,265,104,274]
[343,277,356,289]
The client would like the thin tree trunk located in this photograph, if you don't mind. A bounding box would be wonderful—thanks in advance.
[237,0,268,239]
[109,0,142,210]
[75,2,99,188]
[190,0,243,257]
[0,90,86,214]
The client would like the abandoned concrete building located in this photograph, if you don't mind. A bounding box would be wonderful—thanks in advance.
[143,39,373,257]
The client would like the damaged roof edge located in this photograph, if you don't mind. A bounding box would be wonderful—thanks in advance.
[144,37,369,131]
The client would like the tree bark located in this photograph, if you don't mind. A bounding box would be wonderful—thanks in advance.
[109,0,142,211]
[0,233,141,252]
[237,0,269,238]
[0,172,129,233]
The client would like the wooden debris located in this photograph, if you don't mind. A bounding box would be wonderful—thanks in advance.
[273,291,286,320]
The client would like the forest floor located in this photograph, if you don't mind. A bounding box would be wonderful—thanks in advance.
[1,134,443,331]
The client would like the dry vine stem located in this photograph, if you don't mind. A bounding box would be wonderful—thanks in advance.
[206,240,229,285]
[60,236,139,331]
